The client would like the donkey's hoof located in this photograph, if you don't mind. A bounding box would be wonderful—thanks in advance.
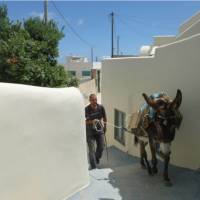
[165,180,173,187]
[141,164,146,169]
[148,168,153,176]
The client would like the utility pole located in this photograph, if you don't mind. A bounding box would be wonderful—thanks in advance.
[91,47,94,63]
[44,0,48,24]
[117,35,120,55]
[110,12,114,58]
[91,47,94,80]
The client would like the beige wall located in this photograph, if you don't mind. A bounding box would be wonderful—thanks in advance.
[152,12,200,45]
[102,33,200,170]
[177,20,200,40]
[0,83,89,200]
[153,36,176,46]
[179,11,200,34]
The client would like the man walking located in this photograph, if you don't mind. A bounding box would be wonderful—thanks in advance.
[85,94,107,169]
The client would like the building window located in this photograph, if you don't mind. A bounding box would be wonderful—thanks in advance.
[69,71,76,76]
[82,70,91,77]
[114,109,126,145]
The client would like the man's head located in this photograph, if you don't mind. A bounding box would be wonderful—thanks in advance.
[89,94,97,107]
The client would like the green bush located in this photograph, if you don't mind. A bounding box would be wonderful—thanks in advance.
[0,5,78,87]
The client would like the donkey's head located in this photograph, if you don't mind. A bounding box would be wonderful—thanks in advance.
[142,90,183,155]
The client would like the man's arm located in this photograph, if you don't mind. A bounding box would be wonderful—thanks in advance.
[86,119,94,125]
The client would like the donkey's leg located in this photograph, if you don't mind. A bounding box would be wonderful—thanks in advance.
[140,142,152,175]
[139,142,146,169]
[149,139,158,174]
[163,155,172,186]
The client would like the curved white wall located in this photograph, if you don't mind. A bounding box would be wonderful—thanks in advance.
[102,33,200,170]
[0,83,89,200]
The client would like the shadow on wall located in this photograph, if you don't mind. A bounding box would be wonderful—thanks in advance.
[99,147,200,200]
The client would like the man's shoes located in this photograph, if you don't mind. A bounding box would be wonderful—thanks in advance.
[90,159,96,170]
[96,157,100,164]
[90,165,96,170]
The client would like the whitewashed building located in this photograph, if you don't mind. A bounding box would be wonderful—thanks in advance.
[64,56,93,81]
[102,11,200,169]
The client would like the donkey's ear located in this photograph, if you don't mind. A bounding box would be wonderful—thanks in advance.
[142,93,157,109]
[171,89,182,109]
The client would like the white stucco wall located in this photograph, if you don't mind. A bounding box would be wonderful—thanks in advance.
[0,83,89,200]
[102,33,200,170]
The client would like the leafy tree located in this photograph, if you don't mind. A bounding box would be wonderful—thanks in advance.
[0,4,79,87]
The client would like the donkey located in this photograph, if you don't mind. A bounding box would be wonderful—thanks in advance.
[132,89,183,186]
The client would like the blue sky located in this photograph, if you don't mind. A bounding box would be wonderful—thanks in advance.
[2,1,200,63]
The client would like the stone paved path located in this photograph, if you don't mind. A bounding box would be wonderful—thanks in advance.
[69,146,200,200]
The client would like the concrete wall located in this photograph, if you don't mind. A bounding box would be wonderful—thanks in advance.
[152,12,200,45]
[102,33,200,170]
[153,36,176,46]
[177,20,200,40]
[179,11,200,34]
[0,83,89,200]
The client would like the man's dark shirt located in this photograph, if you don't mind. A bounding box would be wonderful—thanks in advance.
[85,104,106,135]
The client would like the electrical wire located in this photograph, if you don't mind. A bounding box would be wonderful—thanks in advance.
[117,15,151,39]
[118,13,179,31]
[51,0,93,48]
[119,13,183,23]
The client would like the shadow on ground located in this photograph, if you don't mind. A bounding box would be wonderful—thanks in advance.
[69,146,200,200]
